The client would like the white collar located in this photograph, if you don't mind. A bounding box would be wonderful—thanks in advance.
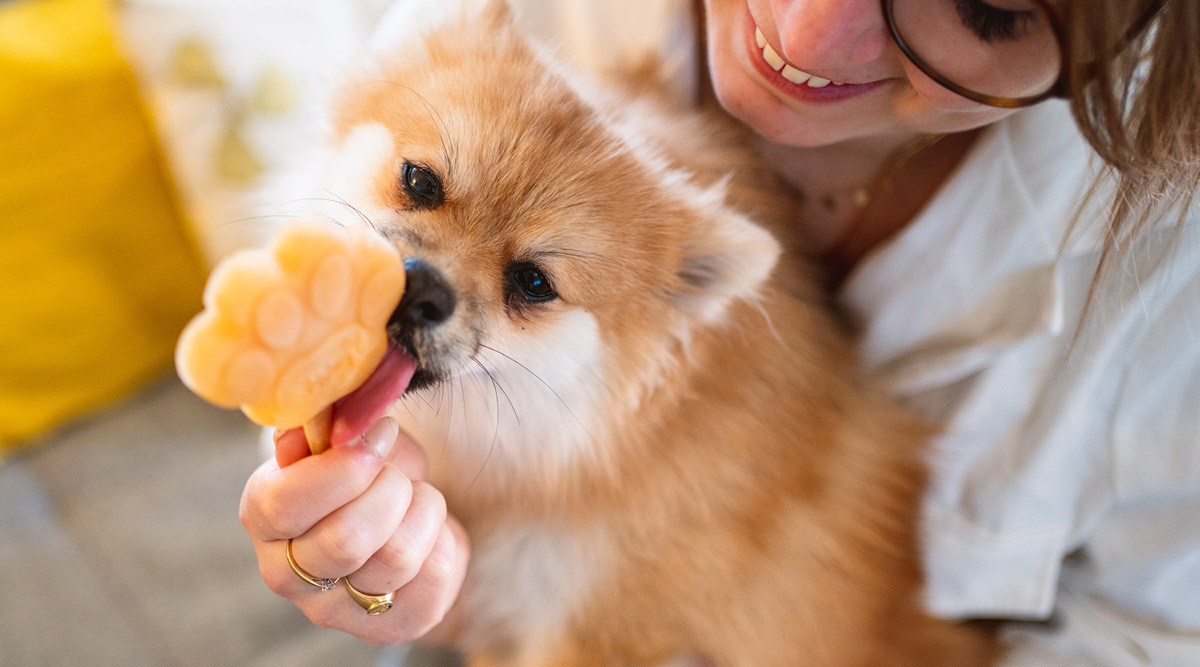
[837,101,1099,397]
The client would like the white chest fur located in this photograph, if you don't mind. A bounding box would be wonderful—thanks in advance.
[389,308,609,495]
[459,522,609,663]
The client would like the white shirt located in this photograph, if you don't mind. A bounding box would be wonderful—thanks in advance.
[841,100,1200,665]
[383,1,1200,663]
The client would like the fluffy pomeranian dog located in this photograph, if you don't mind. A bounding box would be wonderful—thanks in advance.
[286,1,997,665]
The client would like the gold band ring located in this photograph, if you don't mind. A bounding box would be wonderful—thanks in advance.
[285,538,340,592]
[343,576,396,616]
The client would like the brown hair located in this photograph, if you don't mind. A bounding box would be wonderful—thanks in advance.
[1066,0,1200,244]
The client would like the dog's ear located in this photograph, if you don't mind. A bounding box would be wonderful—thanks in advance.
[480,0,515,30]
[369,0,514,53]
[673,199,780,321]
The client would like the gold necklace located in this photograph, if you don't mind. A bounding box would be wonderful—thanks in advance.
[808,133,946,275]
[816,133,945,214]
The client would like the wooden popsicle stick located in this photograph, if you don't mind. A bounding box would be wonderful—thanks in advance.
[303,406,333,455]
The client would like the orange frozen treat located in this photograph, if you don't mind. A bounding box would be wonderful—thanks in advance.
[176,221,405,450]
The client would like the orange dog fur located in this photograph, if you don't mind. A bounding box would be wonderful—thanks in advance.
[288,2,998,665]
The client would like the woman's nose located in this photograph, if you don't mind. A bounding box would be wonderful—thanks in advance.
[769,0,889,68]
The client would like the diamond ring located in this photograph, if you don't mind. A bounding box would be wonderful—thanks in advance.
[285,538,339,592]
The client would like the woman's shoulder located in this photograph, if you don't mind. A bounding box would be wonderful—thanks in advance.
[841,95,1199,407]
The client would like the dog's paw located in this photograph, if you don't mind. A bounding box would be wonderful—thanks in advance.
[176,221,405,427]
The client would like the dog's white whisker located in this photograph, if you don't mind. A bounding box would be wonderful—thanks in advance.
[279,4,983,661]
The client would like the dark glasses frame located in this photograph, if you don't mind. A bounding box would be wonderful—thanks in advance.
[881,0,1167,109]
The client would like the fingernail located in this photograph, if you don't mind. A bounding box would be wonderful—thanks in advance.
[362,417,398,460]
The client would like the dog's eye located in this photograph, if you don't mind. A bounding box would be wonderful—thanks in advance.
[506,263,556,303]
[401,162,444,209]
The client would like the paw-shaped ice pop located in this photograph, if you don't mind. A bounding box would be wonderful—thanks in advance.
[176,220,405,447]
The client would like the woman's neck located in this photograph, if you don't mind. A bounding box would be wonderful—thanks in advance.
[759,129,982,284]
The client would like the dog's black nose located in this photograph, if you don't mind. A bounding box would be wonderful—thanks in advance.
[391,258,456,329]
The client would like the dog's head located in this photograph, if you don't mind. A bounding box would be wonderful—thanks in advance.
[289,1,779,467]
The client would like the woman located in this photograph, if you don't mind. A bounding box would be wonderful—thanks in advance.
[239,0,1200,664]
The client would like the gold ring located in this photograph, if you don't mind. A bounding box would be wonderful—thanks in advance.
[343,576,396,616]
[285,538,340,592]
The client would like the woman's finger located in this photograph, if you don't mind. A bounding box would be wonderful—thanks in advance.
[279,415,427,478]
[289,462,415,577]
[383,518,471,638]
[340,481,448,594]
[241,419,399,541]
[343,517,470,645]
[378,416,430,481]
[274,426,311,467]
[255,517,469,647]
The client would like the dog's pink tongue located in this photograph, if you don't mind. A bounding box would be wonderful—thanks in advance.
[329,346,417,448]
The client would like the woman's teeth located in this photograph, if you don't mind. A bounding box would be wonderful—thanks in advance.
[755,27,843,88]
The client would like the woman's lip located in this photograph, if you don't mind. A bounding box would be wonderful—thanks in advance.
[742,9,889,104]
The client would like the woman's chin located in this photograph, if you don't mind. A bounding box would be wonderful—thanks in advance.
[711,68,862,147]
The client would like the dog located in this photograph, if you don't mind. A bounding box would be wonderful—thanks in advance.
[284,2,997,665]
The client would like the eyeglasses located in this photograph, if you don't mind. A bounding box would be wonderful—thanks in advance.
[881,0,1167,109]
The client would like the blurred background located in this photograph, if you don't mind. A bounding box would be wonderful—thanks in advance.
[0,0,401,665]
[0,0,684,664]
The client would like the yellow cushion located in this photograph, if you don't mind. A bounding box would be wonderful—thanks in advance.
[0,0,206,453]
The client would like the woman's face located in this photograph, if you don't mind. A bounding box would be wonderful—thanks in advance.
[703,0,1047,147]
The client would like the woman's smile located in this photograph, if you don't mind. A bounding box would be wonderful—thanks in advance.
[704,0,1021,147]
[743,8,891,106]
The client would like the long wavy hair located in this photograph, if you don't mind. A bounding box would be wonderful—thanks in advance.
[1060,0,1200,324]
[1068,0,1200,240]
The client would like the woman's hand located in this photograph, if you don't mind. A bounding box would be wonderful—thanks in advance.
[240,417,469,646]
